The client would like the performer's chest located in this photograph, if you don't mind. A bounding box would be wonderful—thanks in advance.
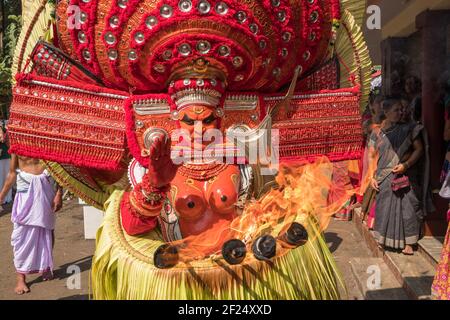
[169,165,241,236]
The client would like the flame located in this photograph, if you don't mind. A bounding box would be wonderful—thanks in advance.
[173,157,365,262]
[358,124,380,196]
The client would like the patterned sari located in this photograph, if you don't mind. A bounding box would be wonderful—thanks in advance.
[432,92,450,300]
[370,122,430,249]
[432,223,450,300]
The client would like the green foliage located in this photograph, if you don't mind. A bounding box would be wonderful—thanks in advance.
[0,14,22,96]
[2,0,21,18]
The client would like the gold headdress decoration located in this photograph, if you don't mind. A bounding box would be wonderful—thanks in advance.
[169,58,228,83]
[168,58,228,110]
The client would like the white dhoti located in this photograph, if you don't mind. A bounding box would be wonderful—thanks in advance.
[11,170,56,274]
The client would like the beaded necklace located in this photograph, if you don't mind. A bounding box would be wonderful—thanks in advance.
[177,162,229,181]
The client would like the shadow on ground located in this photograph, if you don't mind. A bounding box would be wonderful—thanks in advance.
[402,275,435,299]
[324,232,343,253]
[0,203,13,218]
[364,287,410,300]
[27,256,93,288]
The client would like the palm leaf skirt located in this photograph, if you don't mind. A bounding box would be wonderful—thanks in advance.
[91,190,345,300]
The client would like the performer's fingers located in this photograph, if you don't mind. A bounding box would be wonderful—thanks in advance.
[151,137,162,160]
[150,143,158,160]
[149,146,154,158]
[163,138,171,157]
[157,134,170,157]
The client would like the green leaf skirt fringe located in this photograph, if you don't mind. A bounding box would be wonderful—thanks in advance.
[91,190,345,300]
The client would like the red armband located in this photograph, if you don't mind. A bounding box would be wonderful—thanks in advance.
[120,192,158,236]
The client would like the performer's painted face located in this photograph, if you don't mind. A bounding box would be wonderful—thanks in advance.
[178,105,219,150]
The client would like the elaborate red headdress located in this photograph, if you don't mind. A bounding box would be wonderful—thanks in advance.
[56,0,341,93]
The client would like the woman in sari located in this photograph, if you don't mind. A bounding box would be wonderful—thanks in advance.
[369,98,428,255]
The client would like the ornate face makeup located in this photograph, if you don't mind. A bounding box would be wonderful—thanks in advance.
[193,106,205,115]
[178,105,219,150]
[167,73,226,155]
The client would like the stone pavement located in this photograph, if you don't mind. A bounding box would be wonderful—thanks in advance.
[0,199,416,300]
[324,219,374,300]
[352,208,437,300]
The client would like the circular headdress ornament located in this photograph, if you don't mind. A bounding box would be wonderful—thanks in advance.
[56,0,340,93]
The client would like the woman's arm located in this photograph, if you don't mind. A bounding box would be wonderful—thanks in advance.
[0,154,18,203]
[404,138,424,168]
[393,138,424,174]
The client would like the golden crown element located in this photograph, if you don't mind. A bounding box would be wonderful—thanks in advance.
[171,89,222,109]
[168,58,228,109]
[168,58,228,84]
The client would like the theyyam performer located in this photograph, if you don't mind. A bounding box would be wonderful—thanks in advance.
[8,0,372,299]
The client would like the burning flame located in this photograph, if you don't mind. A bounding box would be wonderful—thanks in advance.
[173,156,376,262]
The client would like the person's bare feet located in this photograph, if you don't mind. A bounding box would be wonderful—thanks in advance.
[15,274,30,295]
[402,245,414,255]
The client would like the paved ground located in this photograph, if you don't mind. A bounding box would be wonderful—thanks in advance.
[324,219,373,300]
[0,199,373,300]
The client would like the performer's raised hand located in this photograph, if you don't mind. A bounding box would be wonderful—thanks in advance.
[146,134,179,187]
[148,134,171,163]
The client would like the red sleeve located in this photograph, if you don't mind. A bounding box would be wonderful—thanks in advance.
[120,193,158,236]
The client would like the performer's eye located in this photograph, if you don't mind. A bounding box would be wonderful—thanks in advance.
[187,201,195,209]
[181,114,195,126]
[202,114,217,125]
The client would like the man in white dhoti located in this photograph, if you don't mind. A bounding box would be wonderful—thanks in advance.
[0,154,62,295]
